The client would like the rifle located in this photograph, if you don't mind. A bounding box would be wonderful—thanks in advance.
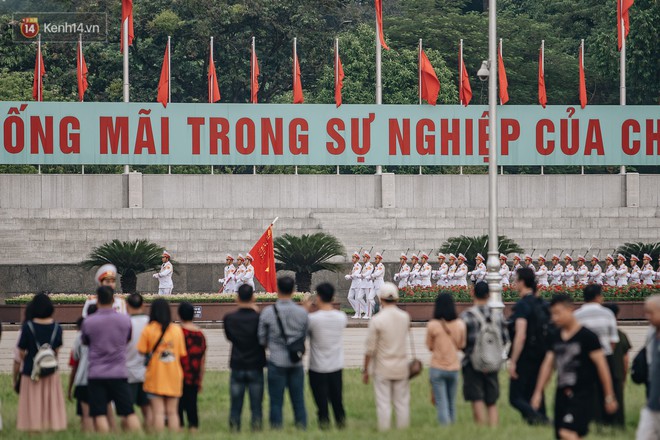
[396,248,410,282]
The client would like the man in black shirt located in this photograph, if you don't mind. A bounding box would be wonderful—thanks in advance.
[532,294,618,440]
[508,267,551,424]
[224,284,267,431]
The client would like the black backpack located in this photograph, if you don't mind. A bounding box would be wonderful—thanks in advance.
[524,298,553,360]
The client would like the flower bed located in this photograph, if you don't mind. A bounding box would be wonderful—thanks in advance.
[5,292,304,305]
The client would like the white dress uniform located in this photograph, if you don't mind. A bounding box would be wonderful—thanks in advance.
[509,261,522,284]
[393,262,410,289]
[641,262,655,285]
[588,264,603,285]
[82,295,127,318]
[499,263,510,286]
[535,260,549,287]
[409,261,421,287]
[345,258,363,318]
[220,263,237,293]
[155,259,174,295]
[470,261,487,283]
[604,262,617,286]
[454,258,468,287]
[563,263,576,287]
[629,259,642,285]
[447,263,457,286]
[576,264,589,286]
[432,262,449,287]
[615,263,629,287]
[359,259,374,319]
[550,262,564,286]
[372,261,385,294]
[419,262,433,287]
[241,261,256,290]
[234,263,246,289]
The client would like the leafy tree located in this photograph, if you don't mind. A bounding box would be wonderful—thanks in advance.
[439,234,523,270]
[274,232,345,292]
[81,239,170,293]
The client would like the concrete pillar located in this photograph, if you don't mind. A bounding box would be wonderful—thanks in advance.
[381,172,395,208]
[625,172,639,208]
[125,172,143,208]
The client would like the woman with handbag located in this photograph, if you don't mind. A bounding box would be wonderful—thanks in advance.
[137,298,187,433]
[426,293,466,425]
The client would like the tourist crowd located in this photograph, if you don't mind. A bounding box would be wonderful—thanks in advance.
[6,266,660,439]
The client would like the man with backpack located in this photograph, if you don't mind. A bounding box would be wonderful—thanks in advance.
[508,267,552,425]
[460,281,509,426]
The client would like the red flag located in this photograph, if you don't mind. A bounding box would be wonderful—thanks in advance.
[498,42,509,105]
[32,44,45,102]
[251,42,259,104]
[249,226,277,293]
[121,0,134,52]
[419,49,440,106]
[293,45,304,104]
[617,0,634,51]
[538,46,547,108]
[208,48,220,103]
[458,46,472,106]
[334,42,344,108]
[375,0,389,50]
[157,40,170,108]
[579,44,587,109]
[77,40,88,102]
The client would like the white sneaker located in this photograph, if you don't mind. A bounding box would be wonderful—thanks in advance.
[352,313,359,319]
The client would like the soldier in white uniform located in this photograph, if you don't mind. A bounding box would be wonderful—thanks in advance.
[360,251,375,319]
[418,253,433,287]
[615,254,629,287]
[588,255,603,285]
[345,252,363,318]
[641,254,655,285]
[153,250,174,295]
[446,254,458,286]
[550,255,563,286]
[409,254,421,287]
[576,256,589,286]
[241,253,256,290]
[604,255,617,286]
[367,252,385,318]
[524,254,536,272]
[393,253,410,289]
[82,264,127,317]
[454,254,468,287]
[535,255,549,287]
[432,253,449,287]
[629,255,642,285]
[219,254,237,293]
[499,254,510,287]
[469,253,487,283]
[509,254,522,284]
[234,254,246,290]
[562,254,576,287]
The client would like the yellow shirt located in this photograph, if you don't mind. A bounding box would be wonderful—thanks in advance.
[137,322,187,397]
[426,319,466,371]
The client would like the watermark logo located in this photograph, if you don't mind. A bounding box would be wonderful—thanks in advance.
[19,17,39,39]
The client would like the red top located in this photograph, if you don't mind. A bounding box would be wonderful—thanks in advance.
[180,327,207,388]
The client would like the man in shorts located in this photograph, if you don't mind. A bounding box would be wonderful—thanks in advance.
[531,294,617,439]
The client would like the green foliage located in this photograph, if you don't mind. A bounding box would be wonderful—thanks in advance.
[274,232,346,292]
[439,234,524,270]
[81,239,170,293]
[615,242,660,262]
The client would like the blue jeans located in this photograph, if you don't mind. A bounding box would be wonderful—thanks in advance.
[430,367,459,425]
[267,362,307,429]
[229,369,264,431]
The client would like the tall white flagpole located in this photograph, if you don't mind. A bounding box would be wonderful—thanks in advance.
[293,37,297,91]
[335,37,339,90]
[167,36,171,104]
[418,39,422,105]
[79,34,83,102]
[499,38,503,105]
[209,36,213,103]
[459,39,463,106]
[122,17,129,174]
[620,0,626,174]
[375,11,382,175]
[251,36,256,104]
[37,34,42,102]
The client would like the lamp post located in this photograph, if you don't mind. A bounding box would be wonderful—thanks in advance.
[484,0,503,311]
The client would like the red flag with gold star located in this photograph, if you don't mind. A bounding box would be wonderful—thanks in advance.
[249,225,277,292]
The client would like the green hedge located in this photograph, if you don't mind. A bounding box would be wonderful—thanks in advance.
[5,293,305,305]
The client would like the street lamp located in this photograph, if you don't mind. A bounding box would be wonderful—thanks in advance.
[485,0,503,312]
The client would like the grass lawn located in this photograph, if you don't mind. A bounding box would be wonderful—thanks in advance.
[0,369,644,439]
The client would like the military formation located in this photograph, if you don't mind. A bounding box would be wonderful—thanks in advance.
[218,253,256,293]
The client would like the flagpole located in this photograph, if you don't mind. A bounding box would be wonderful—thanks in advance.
[620,1,626,175]
[418,39,422,105]
[167,36,171,104]
[122,17,129,174]
[293,37,297,95]
[37,34,42,102]
[251,36,256,104]
[375,12,382,175]
[79,34,83,102]
[209,36,213,103]
[498,38,503,105]
[541,39,545,83]
[335,37,339,92]
[459,39,463,106]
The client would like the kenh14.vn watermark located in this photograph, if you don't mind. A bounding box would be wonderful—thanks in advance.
[12,12,107,42]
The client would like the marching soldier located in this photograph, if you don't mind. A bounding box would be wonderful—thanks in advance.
[432,253,449,287]
[550,255,563,286]
[418,252,433,287]
[588,255,603,285]
[409,254,421,287]
[454,254,469,286]
[604,255,617,286]
[393,253,410,289]
[615,254,629,287]
[345,251,363,318]
[535,255,549,287]
[446,254,458,286]
[360,251,375,319]
[372,252,385,295]
[234,254,246,290]
[576,256,589,286]
[469,253,487,283]
[82,264,127,317]
[524,254,536,272]
[153,250,174,295]
[641,254,655,285]
[241,253,256,290]
[219,254,236,293]
[499,254,510,287]
[629,255,642,285]
[509,254,522,284]
[562,254,576,287]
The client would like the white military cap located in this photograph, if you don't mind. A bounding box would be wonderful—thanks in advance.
[245,253,254,261]
[476,253,484,260]
[399,253,408,260]
[630,255,639,262]
[617,253,626,261]
[375,252,383,258]
[163,250,171,259]
[95,264,117,286]
[643,254,652,260]
[499,254,508,260]
[438,253,446,259]
[591,255,600,262]
[226,254,234,260]
[458,253,466,260]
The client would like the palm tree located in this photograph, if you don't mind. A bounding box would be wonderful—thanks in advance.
[274,232,346,292]
[439,235,524,270]
[81,239,168,293]
[615,242,660,262]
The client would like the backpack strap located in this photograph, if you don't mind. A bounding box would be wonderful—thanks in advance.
[272,304,289,345]
[26,321,41,352]
[49,323,59,348]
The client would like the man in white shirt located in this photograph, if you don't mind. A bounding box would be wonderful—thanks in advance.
[307,283,348,429]
[125,293,150,419]
[82,264,127,317]
[153,251,173,295]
